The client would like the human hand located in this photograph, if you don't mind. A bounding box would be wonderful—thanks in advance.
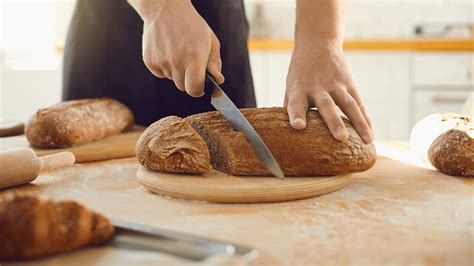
[130,0,224,97]
[284,41,374,143]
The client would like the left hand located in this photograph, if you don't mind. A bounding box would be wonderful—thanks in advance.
[284,41,374,143]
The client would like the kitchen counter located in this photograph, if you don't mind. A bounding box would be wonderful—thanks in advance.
[1,143,473,265]
[248,38,474,51]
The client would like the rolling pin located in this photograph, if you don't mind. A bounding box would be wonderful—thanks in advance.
[0,148,76,189]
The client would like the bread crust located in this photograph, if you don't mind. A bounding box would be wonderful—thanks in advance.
[428,114,473,177]
[25,98,134,148]
[136,116,211,174]
[186,107,377,176]
[0,193,114,260]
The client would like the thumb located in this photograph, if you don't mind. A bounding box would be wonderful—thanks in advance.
[207,34,225,84]
[286,90,308,130]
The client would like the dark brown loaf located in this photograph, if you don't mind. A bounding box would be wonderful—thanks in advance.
[428,114,473,177]
[0,193,114,260]
[25,98,134,148]
[185,107,377,176]
[136,116,211,174]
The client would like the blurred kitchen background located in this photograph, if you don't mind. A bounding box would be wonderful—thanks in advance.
[0,0,473,141]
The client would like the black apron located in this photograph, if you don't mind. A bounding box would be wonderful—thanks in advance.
[63,0,256,126]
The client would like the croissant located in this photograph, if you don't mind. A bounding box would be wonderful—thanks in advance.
[0,193,115,261]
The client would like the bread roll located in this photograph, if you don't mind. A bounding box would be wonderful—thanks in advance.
[0,193,114,260]
[136,116,211,174]
[26,98,134,148]
[428,114,473,177]
[185,107,377,176]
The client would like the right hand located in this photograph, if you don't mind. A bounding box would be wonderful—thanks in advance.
[136,0,225,97]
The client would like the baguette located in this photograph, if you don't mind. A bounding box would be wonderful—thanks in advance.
[428,114,473,177]
[183,107,376,176]
[0,193,114,260]
[136,116,211,174]
[26,98,134,148]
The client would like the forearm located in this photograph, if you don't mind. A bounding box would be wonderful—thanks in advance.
[295,0,347,49]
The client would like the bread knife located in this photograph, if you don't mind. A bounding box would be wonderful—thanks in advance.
[111,219,258,262]
[205,73,285,178]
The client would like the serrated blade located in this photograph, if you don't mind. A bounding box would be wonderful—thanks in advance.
[206,74,285,178]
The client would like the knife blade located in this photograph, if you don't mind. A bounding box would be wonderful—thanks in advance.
[111,219,258,262]
[205,73,285,178]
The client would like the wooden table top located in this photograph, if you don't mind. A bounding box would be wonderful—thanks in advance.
[1,143,472,265]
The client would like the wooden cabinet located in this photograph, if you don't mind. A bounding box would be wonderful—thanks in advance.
[411,52,473,128]
[413,53,473,86]
[347,52,412,140]
[412,90,473,123]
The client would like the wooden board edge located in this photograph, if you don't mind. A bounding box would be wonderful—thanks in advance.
[136,167,353,203]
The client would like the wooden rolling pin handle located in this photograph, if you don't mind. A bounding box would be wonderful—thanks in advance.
[37,152,76,170]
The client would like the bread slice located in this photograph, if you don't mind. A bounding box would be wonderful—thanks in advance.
[185,107,376,176]
[26,98,134,148]
[428,114,473,177]
[136,116,211,174]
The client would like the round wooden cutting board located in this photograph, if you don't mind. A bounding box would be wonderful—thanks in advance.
[136,166,352,203]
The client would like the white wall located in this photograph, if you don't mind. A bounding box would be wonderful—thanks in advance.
[245,0,473,39]
[0,0,75,121]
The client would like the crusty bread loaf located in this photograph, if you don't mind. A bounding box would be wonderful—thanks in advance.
[428,114,473,177]
[0,193,114,260]
[136,116,211,174]
[185,107,377,176]
[26,98,134,148]
[0,120,24,137]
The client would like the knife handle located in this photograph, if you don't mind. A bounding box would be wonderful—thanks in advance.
[205,72,217,95]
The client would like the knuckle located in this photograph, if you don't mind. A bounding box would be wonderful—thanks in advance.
[185,50,201,61]
[169,55,184,68]
[317,94,334,108]
[156,58,169,68]
[288,94,303,106]
[288,98,307,112]
[341,93,357,108]
[212,58,222,67]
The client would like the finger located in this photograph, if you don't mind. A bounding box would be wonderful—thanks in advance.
[349,93,373,133]
[171,68,186,92]
[346,84,373,130]
[143,58,166,79]
[343,73,374,130]
[148,68,166,79]
[333,89,373,143]
[143,55,171,80]
[162,68,172,80]
[207,34,225,84]
[286,90,308,130]
[184,61,207,97]
[313,91,349,142]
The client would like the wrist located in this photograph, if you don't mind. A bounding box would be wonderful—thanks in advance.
[128,0,191,23]
[295,37,344,55]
